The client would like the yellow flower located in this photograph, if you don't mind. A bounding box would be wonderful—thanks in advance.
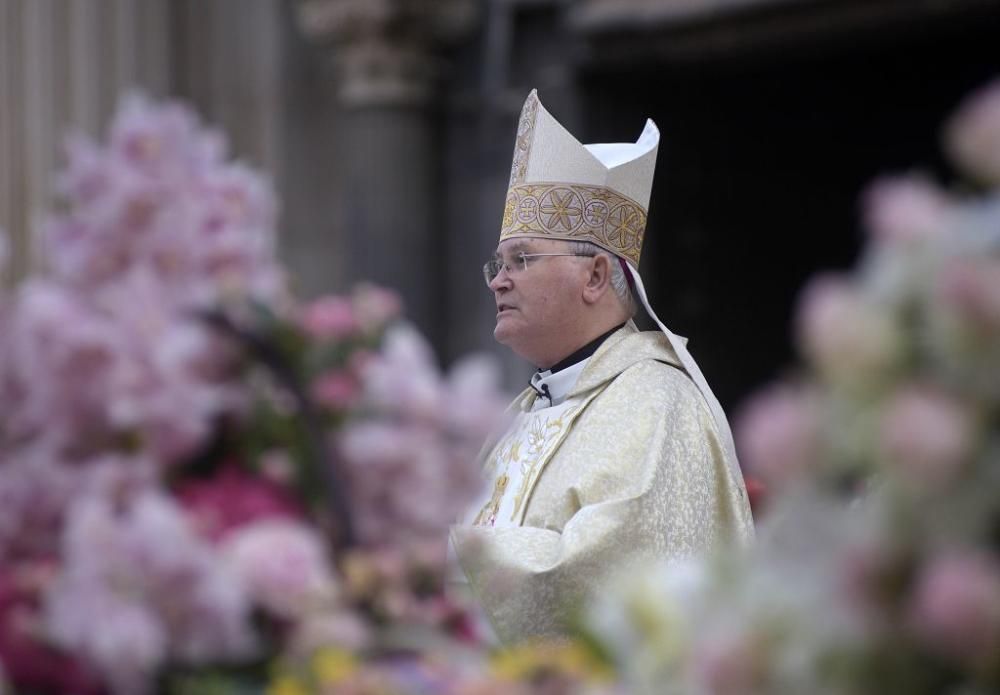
[312,648,359,685]
[267,674,311,695]
[491,640,612,682]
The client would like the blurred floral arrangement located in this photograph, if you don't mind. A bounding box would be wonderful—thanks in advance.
[4,78,999,695]
[0,94,551,694]
[584,79,1000,694]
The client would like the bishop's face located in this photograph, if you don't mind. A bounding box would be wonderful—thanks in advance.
[488,237,591,368]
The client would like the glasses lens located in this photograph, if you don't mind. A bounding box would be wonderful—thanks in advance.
[483,259,500,285]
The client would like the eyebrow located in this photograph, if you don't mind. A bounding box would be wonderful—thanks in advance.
[495,242,531,259]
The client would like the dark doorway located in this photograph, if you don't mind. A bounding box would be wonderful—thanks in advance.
[581,12,1000,410]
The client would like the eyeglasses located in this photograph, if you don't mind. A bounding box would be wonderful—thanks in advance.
[482,252,594,287]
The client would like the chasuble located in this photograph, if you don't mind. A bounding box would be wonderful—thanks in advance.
[450,323,754,644]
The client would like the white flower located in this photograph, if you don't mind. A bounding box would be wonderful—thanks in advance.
[221,518,337,619]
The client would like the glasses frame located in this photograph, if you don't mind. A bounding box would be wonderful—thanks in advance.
[482,252,594,287]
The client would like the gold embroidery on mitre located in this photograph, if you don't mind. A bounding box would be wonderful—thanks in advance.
[508,91,539,187]
[500,182,647,267]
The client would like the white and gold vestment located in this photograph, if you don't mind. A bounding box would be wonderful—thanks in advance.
[450,323,754,644]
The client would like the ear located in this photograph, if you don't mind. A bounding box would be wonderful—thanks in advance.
[581,254,613,305]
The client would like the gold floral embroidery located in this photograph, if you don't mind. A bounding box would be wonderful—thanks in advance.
[511,408,578,518]
[500,182,646,267]
[473,405,579,526]
[474,473,510,526]
[508,90,539,187]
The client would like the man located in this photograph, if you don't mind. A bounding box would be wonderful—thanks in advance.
[450,90,753,645]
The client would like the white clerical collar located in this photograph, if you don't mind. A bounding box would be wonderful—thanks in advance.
[529,358,589,409]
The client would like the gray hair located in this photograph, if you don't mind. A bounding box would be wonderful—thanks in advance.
[565,240,638,317]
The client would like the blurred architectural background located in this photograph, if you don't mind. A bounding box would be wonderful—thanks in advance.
[2,0,999,406]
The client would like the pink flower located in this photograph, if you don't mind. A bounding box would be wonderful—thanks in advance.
[735,382,823,490]
[935,257,1000,330]
[47,92,285,307]
[0,564,104,695]
[945,78,1000,185]
[288,610,372,656]
[352,283,402,332]
[0,450,82,562]
[88,275,238,466]
[3,281,123,453]
[795,274,903,387]
[311,370,360,410]
[337,423,482,547]
[443,355,507,436]
[692,629,765,695]
[299,296,360,339]
[221,519,337,619]
[335,324,504,548]
[879,384,975,487]
[863,174,953,246]
[907,550,1000,665]
[107,92,225,179]
[258,449,296,486]
[347,348,377,377]
[362,325,445,418]
[175,466,303,543]
[45,477,257,694]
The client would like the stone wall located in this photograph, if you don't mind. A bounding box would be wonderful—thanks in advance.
[0,0,170,283]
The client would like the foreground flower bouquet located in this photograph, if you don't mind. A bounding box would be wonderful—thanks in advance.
[584,79,1000,694]
[0,94,531,695]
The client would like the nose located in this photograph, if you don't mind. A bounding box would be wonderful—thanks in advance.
[488,266,512,292]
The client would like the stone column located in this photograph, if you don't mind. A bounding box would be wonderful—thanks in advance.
[0,0,170,285]
[295,0,477,345]
[169,0,285,174]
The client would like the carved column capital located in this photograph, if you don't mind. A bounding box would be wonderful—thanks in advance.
[295,0,478,107]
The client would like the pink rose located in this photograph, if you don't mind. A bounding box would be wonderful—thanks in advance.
[735,382,823,490]
[221,519,337,619]
[862,174,953,246]
[311,370,360,410]
[935,257,1000,330]
[907,551,1000,665]
[879,384,975,487]
[298,295,360,340]
[175,465,303,542]
[945,78,1000,185]
[351,283,402,332]
[796,274,902,387]
[692,629,765,695]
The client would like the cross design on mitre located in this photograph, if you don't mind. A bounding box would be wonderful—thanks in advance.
[539,188,583,232]
[606,204,642,250]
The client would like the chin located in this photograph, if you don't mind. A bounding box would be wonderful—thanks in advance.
[494,317,526,352]
[493,320,514,345]
[494,324,542,364]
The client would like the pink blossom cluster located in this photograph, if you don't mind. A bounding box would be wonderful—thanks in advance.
[737,80,1000,495]
[299,283,404,413]
[0,94,291,555]
[43,458,258,695]
[46,93,284,304]
[0,94,298,693]
[338,324,508,547]
[591,78,1000,694]
[0,91,518,694]
[0,95,284,495]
